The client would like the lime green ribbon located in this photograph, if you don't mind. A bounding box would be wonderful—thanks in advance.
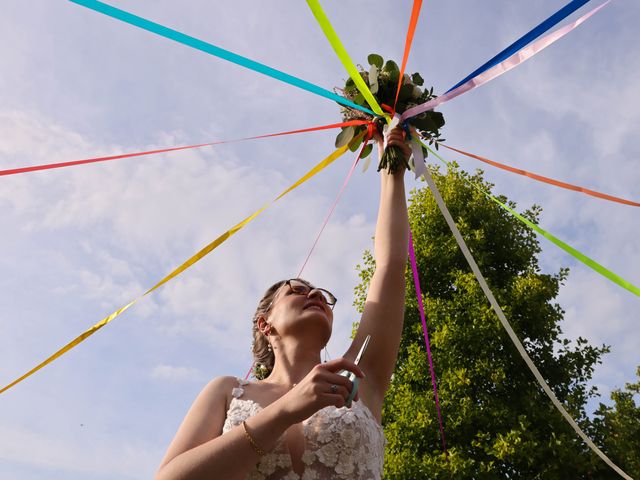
[422,141,640,297]
[306,0,390,122]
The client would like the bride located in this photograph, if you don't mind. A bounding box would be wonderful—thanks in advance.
[156,126,411,480]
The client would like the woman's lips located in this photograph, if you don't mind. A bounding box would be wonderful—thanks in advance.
[303,303,325,312]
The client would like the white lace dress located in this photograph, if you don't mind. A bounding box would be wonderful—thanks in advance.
[222,378,386,480]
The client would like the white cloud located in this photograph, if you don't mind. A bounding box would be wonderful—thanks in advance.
[151,364,202,383]
[1,2,638,479]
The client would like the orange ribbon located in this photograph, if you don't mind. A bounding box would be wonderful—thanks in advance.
[442,143,640,207]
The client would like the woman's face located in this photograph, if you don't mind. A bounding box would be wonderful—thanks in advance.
[266,280,334,342]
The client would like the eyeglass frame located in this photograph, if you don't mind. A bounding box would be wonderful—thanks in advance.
[264,279,337,314]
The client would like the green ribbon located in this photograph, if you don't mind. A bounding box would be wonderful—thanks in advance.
[306,0,389,121]
[421,142,639,297]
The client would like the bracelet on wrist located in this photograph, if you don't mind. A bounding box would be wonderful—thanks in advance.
[242,421,266,456]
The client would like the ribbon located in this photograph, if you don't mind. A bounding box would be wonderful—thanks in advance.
[421,140,640,298]
[401,1,609,122]
[392,0,423,114]
[0,143,351,395]
[440,142,640,207]
[305,0,387,120]
[446,0,591,93]
[69,0,375,116]
[297,134,368,277]
[408,229,447,454]
[419,158,633,480]
[0,120,369,178]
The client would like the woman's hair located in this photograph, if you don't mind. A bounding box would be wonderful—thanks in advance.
[251,278,314,379]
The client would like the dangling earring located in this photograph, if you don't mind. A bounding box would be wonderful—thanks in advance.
[267,342,273,353]
[323,345,331,363]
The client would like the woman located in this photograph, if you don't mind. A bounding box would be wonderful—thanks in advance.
[156,126,411,480]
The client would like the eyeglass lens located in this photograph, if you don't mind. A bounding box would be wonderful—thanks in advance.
[289,280,335,305]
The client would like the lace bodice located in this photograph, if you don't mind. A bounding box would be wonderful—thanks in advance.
[222,378,386,480]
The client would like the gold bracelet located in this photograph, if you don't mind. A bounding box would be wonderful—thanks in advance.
[242,421,266,456]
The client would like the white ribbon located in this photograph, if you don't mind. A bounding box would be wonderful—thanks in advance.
[421,166,633,480]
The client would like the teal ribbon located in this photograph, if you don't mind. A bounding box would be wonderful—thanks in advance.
[69,0,376,116]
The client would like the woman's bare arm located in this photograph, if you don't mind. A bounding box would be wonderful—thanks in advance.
[346,128,409,411]
[156,376,292,480]
[157,358,365,480]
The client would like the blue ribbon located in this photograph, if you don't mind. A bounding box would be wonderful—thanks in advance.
[446,0,591,93]
[69,0,376,116]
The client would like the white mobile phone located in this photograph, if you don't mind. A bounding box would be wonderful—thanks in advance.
[339,334,370,407]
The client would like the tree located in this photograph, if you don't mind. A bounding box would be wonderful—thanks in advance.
[590,367,640,478]
[353,165,616,478]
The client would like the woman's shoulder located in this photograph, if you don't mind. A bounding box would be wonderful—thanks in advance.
[195,375,243,409]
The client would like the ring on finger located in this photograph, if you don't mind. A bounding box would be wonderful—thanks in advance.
[330,384,338,394]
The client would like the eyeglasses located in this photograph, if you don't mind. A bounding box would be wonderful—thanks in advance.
[265,279,337,313]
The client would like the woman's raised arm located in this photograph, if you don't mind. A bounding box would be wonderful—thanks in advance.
[345,126,410,414]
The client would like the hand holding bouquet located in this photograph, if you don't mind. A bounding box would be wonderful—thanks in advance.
[335,54,446,173]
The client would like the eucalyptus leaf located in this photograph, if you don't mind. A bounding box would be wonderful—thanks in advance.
[354,92,365,106]
[383,60,399,72]
[360,143,373,159]
[335,126,355,148]
[431,111,445,129]
[348,136,362,152]
[411,72,424,86]
[367,53,383,68]
[369,64,378,86]
[399,83,414,102]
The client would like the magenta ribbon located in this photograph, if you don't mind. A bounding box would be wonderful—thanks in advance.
[408,229,447,453]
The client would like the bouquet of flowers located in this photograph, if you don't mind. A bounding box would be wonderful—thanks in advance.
[335,54,446,173]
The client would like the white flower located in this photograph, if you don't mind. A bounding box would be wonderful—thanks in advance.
[282,472,300,480]
[247,470,262,480]
[231,387,244,398]
[276,453,291,468]
[335,451,355,476]
[301,450,316,465]
[341,427,360,448]
[316,425,334,443]
[257,453,278,475]
[302,468,319,480]
[316,443,338,467]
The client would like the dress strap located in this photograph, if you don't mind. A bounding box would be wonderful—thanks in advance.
[231,377,249,399]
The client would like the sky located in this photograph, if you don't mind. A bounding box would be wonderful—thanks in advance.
[0,1,638,479]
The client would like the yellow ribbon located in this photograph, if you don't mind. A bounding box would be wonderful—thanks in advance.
[0,143,351,395]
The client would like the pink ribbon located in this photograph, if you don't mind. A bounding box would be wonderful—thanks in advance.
[408,229,447,453]
[296,140,368,277]
[401,1,610,121]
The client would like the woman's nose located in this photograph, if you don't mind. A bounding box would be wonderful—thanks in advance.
[307,288,326,302]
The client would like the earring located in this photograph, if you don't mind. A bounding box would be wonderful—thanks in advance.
[323,345,331,363]
[267,342,273,353]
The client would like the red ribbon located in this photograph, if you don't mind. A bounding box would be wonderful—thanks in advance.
[0,120,370,178]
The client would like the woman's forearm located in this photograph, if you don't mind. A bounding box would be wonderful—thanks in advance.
[374,166,409,271]
[157,400,294,480]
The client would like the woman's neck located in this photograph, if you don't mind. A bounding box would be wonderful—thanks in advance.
[265,343,322,387]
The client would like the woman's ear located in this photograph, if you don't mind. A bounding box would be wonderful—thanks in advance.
[257,316,271,335]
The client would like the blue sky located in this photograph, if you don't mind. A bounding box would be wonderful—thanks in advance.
[1,1,638,478]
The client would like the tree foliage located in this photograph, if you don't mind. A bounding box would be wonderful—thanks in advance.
[590,367,640,478]
[352,165,632,478]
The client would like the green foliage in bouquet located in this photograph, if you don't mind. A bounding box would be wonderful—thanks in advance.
[335,54,446,173]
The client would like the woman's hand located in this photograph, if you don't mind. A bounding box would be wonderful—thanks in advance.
[374,125,412,169]
[278,358,365,424]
